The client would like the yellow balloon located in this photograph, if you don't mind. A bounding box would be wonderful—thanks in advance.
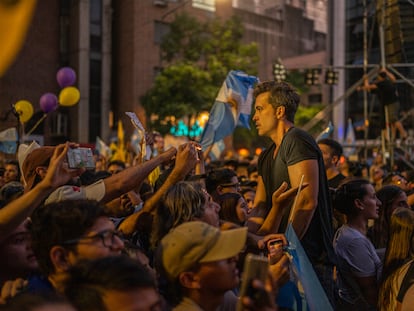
[14,100,34,123]
[59,86,80,107]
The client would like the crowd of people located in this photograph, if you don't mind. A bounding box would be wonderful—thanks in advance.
[0,80,413,311]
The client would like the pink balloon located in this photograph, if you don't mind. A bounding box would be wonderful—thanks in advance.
[56,67,77,88]
[39,93,58,113]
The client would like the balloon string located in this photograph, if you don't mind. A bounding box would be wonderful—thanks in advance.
[25,114,47,136]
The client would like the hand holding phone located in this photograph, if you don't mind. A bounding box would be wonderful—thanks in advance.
[267,239,284,265]
[237,254,271,311]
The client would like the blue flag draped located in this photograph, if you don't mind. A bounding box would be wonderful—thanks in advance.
[277,223,333,310]
[199,70,259,153]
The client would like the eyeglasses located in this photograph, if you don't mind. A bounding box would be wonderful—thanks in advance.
[62,229,124,248]
[220,182,241,189]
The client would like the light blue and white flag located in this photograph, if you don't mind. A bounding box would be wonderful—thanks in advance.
[0,127,18,154]
[95,136,111,159]
[199,70,259,154]
[343,118,356,157]
[277,223,333,311]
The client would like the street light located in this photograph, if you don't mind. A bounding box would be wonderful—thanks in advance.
[304,68,321,85]
[325,68,339,85]
[273,59,286,82]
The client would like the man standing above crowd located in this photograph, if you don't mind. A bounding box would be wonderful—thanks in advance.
[250,81,336,305]
[359,67,407,141]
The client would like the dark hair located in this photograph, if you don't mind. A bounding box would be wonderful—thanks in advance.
[379,71,387,78]
[5,160,21,181]
[107,160,126,170]
[331,178,371,217]
[1,292,73,311]
[382,172,405,186]
[253,81,299,122]
[216,192,243,225]
[247,164,258,176]
[205,168,237,195]
[29,199,110,275]
[64,256,157,311]
[0,181,24,208]
[317,138,343,158]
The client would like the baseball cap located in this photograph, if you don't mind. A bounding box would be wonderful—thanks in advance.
[159,221,247,279]
[21,146,55,191]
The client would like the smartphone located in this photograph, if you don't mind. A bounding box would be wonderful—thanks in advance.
[236,254,269,311]
[267,238,284,265]
[67,147,95,169]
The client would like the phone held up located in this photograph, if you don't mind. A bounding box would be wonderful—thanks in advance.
[66,147,95,169]
[236,253,271,311]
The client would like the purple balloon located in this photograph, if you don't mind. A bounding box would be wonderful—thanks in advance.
[39,93,58,113]
[56,67,77,88]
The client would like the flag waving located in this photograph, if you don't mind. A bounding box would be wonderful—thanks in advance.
[0,127,18,154]
[199,70,259,152]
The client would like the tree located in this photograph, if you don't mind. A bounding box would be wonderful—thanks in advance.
[141,13,259,134]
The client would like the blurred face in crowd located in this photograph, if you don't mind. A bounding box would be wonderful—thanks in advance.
[236,197,248,222]
[391,174,409,191]
[242,189,256,213]
[0,219,39,279]
[4,163,19,183]
[198,189,220,228]
[107,163,124,175]
[193,255,240,293]
[102,287,162,311]
[390,191,409,211]
[318,144,338,170]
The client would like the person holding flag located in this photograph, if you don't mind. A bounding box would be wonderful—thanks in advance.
[249,81,336,307]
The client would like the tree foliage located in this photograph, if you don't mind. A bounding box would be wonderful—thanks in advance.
[141,13,259,133]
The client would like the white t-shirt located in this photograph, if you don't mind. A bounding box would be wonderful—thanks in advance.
[334,224,382,304]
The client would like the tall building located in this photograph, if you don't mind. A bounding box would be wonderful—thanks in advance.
[0,0,327,145]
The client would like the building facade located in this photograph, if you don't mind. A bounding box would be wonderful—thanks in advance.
[0,0,327,145]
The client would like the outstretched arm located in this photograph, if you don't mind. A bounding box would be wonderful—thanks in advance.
[100,147,177,204]
[142,142,199,213]
[0,143,84,241]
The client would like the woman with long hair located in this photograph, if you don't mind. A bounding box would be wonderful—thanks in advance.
[378,207,414,311]
[332,178,382,310]
[368,185,409,251]
[215,192,248,227]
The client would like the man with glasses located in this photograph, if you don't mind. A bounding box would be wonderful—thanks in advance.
[27,199,124,294]
[205,168,241,202]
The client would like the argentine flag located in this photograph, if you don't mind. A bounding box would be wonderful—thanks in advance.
[200,70,259,153]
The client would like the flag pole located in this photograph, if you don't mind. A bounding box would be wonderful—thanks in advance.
[287,174,305,226]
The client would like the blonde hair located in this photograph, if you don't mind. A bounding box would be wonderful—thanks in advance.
[378,208,414,310]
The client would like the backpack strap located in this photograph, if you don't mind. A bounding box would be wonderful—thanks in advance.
[397,260,414,303]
